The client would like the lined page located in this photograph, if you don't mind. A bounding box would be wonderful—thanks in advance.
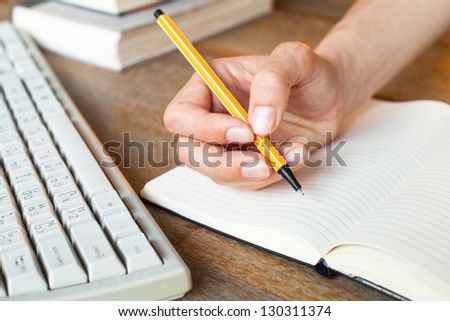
[142,100,450,259]
[333,143,450,284]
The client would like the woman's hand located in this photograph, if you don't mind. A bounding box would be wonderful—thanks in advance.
[164,42,347,190]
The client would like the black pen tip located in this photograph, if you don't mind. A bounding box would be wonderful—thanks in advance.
[154,9,164,19]
[298,187,305,196]
[277,165,304,194]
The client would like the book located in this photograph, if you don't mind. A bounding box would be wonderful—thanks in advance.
[141,99,450,300]
[61,0,163,15]
[12,0,273,71]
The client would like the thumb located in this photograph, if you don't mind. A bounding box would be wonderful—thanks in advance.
[248,42,314,136]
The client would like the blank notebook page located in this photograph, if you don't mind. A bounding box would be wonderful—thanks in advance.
[142,100,450,263]
[336,145,450,280]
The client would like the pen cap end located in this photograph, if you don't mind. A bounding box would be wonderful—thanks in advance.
[154,9,164,19]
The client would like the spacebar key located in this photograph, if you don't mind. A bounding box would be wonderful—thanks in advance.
[46,113,113,198]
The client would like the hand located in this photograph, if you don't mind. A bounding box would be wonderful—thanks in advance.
[164,42,346,190]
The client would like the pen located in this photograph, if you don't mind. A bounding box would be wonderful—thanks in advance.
[154,9,304,194]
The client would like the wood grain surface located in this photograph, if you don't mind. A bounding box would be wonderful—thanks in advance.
[1,0,449,300]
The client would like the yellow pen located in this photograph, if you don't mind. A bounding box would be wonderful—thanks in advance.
[155,9,303,194]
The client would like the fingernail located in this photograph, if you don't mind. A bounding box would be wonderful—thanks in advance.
[251,107,277,135]
[226,127,254,143]
[285,147,304,167]
[241,161,270,179]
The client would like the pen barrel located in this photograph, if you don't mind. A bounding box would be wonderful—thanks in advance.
[156,13,248,122]
[254,136,286,172]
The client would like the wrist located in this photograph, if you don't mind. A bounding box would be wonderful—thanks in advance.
[316,39,367,119]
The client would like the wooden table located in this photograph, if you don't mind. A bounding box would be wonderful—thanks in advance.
[1,0,449,300]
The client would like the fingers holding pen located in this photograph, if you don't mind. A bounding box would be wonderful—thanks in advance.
[175,134,308,189]
[164,73,255,145]
[176,135,276,186]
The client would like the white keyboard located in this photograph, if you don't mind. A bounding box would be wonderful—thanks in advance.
[0,22,191,300]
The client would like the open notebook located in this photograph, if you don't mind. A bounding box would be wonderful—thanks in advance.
[141,99,450,300]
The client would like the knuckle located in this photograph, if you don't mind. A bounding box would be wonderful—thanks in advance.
[277,41,314,61]
[272,42,316,83]
[254,66,289,87]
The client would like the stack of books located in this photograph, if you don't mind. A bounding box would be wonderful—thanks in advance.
[61,0,165,15]
[12,0,274,71]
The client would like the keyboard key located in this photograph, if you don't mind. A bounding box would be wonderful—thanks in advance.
[9,101,35,115]
[5,42,27,60]
[16,182,47,210]
[32,144,60,167]
[27,133,53,154]
[0,142,26,162]
[0,24,21,43]
[91,190,128,221]
[22,123,47,139]
[0,97,11,111]
[29,217,63,247]
[0,56,13,73]
[0,73,23,95]
[1,245,47,296]
[36,234,87,289]
[46,170,74,197]
[0,207,21,232]
[36,100,65,121]
[9,167,38,193]
[0,190,14,208]
[15,112,40,129]
[0,119,14,133]
[14,57,38,78]
[22,200,55,230]
[70,220,125,282]
[53,186,85,214]
[30,86,55,103]
[46,114,113,198]
[102,211,140,244]
[0,228,28,256]
[23,74,48,92]
[0,130,21,147]
[116,233,163,274]
[4,153,32,175]
[0,100,11,114]
[60,204,94,232]
[7,49,29,61]
[39,157,67,181]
